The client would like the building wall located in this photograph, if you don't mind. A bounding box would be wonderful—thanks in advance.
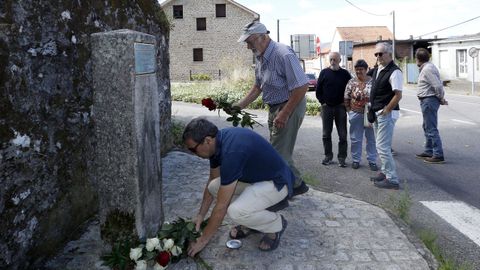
[431,40,480,82]
[162,0,258,81]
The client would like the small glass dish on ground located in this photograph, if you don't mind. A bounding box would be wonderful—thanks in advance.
[226,239,242,249]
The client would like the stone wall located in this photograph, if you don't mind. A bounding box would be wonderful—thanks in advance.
[0,1,171,269]
[162,0,258,81]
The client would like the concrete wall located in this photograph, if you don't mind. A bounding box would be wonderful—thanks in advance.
[162,0,258,81]
[0,1,171,269]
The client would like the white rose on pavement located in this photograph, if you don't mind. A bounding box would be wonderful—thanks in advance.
[171,245,182,256]
[135,260,147,270]
[153,263,167,270]
[163,238,174,250]
[129,247,143,261]
[146,237,160,252]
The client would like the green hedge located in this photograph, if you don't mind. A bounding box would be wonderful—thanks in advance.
[171,80,320,116]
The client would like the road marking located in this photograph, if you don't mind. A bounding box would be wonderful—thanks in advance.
[401,108,421,114]
[420,201,480,247]
[452,119,477,125]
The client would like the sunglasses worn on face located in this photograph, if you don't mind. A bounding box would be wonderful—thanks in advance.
[374,52,384,57]
[188,138,205,153]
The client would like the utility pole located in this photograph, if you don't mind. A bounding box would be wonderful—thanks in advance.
[277,19,279,42]
[392,10,396,61]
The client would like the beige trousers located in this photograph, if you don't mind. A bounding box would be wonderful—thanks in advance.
[208,178,287,233]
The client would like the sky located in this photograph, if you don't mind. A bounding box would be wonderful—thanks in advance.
[233,0,480,45]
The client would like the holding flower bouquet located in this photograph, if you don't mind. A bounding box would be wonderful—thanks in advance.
[201,97,262,129]
[102,218,211,270]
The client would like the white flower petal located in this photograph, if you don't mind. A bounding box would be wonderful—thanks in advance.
[135,260,147,270]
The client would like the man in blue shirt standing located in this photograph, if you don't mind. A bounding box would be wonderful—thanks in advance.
[236,21,309,197]
[183,118,293,257]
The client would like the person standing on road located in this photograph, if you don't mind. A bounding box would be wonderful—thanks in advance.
[316,52,352,167]
[236,21,309,196]
[369,42,402,190]
[344,59,378,171]
[184,118,291,256]
[414,48,447,164]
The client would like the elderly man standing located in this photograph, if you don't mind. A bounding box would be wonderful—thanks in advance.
[415,48,447,164]
[316,52,352,167]
[184,118,292,256]
[236,21,309,197]
[369,42,402,189]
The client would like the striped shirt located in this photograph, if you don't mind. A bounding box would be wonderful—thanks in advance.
[255,41,308,105]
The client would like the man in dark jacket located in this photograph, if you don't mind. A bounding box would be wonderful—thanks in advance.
[369,42,403,189]
[316,52,351,167]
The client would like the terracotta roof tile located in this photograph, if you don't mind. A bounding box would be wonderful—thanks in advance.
[337,26,393,42]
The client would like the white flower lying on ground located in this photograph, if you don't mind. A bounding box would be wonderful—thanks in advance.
[146,237,161,252]
[129,247,143,261]
[154,263,167,270]
[163,238,174,250]
[134,260,147,270]
[171,245,182,256]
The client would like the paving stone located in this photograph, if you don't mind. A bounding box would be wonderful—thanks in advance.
[46,151,432,270]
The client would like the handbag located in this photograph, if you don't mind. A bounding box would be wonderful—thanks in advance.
[365,104,375,126]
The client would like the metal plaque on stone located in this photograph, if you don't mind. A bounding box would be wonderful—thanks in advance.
[134,43,156,74]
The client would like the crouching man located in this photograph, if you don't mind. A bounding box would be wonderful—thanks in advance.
[183,118,292,256]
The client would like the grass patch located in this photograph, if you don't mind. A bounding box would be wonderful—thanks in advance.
[302,173,321,186]
[385,181,412,223]
[419,230,473,270]
[171,118,186,149]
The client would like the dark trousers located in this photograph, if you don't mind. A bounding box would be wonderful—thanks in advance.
[321,104,348,160]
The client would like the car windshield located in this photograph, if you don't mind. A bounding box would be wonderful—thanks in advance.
[306,74,316,80]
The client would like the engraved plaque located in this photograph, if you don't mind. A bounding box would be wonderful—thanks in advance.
[134,43,156,74]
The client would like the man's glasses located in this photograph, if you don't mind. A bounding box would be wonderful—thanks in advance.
[188,137,205,154]
[374,52,384,57]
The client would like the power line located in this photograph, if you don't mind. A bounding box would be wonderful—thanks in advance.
[416,15,480,38]
[343,0,390,17]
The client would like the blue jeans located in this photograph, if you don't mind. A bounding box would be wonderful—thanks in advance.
[374,112,398,184]
[348,111,377,163]
[420,97,444,157]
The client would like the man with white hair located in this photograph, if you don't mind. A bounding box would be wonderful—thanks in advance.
[316,52,352,167]
[368,42,402,189]
[236,21,309,198]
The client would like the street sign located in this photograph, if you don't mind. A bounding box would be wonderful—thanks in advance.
[339,41,353,57]
[469,47,478,58]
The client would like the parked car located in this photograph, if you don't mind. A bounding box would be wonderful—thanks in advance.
[306,73,317,91]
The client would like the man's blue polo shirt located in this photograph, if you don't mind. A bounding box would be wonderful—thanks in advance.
[210,128,294,197]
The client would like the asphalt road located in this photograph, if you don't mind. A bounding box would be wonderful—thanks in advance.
[172,87,480,268]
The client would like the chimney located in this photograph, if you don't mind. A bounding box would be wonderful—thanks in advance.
[409,35,413,40]
[434,35,437,39]
[378,35,382,41]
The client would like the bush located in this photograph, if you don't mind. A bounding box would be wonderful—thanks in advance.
[190,73,212,81]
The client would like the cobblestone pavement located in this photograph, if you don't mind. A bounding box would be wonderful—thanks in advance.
[46,150,432,270]
[163,151,430,270]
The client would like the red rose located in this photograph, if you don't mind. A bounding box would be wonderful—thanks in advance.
[155,251,171,267]
[201,98,217,111]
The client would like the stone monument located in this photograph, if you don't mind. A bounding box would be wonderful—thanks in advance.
[91,29,163,239]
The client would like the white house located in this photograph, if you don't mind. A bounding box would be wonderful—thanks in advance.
[430,33,480,82]
[161,0,259,81]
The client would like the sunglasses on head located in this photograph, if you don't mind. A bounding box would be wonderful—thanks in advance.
[374,52,384,57]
